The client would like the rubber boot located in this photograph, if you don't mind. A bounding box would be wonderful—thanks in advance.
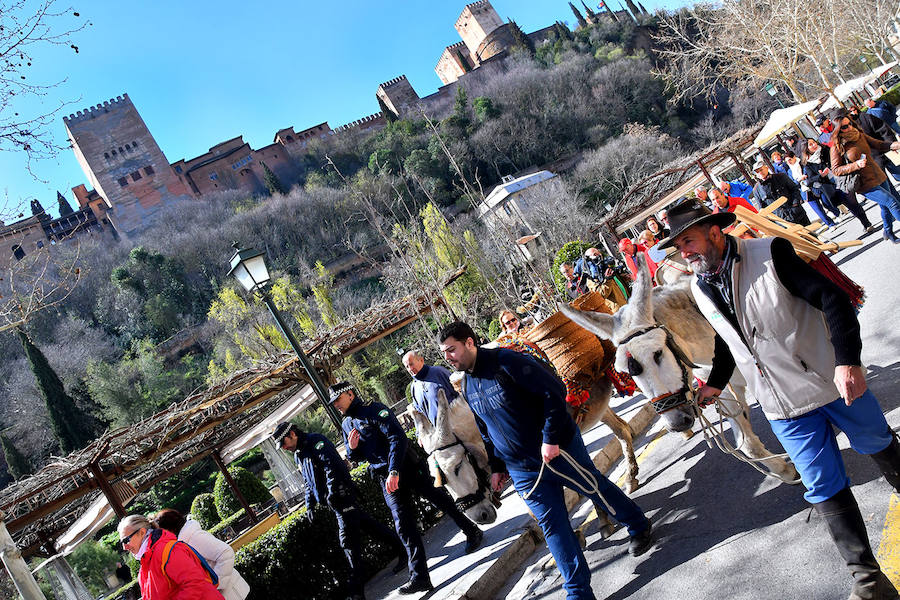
[814,487,899,600]
[871,435,900,493]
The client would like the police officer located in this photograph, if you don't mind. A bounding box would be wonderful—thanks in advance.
[328,381,484,595]
[439,321,654,600]
[274,422,406,600]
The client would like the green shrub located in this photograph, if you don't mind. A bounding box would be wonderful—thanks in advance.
[209,508,246,538]
[68,540,120,597]
[191,493,219,530]
[878,82,900,107]
[235,446,441,599]
[213,466,272,520]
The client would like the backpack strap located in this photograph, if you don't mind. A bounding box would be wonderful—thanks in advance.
[160,540,219,586]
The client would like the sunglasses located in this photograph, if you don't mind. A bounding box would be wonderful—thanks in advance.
[502,318,518,326]
[839,122,852,131]
[121,529,142,547]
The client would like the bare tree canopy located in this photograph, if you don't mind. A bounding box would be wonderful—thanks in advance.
[0,0,88,171]
[653,0,898,104]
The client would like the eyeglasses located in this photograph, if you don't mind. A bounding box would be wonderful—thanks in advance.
[839,122,852,131]
[120,529,141,547]
[502,318,518,326]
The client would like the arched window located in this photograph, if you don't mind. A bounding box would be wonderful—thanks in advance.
[12,245,25,261]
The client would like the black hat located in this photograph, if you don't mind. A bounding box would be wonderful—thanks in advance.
[658,199,736,249]
[815,114,828,126]
[271,421,292,444]
[827,107,848,123]
[328,382,354,403]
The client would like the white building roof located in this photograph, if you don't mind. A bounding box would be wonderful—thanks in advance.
[478,170,557,217]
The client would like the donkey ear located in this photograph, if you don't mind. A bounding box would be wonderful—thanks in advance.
[561,304,615,340]
[412,409,432,439]
[435,388,450,434]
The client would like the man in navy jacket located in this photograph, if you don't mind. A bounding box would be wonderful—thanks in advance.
[439,322,653,600]
[329,382,483,595]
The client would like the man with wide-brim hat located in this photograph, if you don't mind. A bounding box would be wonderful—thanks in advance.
[329,381,484,595]
[747,156,810,226]
[665,199,900,600]
[273,420,406,600]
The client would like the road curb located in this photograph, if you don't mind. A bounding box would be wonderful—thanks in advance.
[456,401,658,600]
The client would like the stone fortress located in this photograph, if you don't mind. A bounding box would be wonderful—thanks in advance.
[1,0,647,263]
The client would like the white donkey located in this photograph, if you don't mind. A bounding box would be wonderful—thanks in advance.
[412,390,500,524]
[560,255,798,485]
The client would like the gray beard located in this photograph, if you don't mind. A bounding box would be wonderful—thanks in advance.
[690,250,722,275]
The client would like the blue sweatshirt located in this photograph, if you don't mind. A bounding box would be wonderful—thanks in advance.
[463,347,575,472]
[411,364,459,426]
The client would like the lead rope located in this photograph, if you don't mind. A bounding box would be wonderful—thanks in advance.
[522,449,617,516]
[689,385,797,484]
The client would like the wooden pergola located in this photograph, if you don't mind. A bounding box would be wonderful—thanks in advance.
[0,267,465,562]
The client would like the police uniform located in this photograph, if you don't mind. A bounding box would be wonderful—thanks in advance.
[277,425,404,600]
[340,394,482,590]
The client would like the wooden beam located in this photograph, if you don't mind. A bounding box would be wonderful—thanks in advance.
[88,462,126,519]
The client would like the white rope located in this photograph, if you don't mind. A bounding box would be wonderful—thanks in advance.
[522,449,617,516]
[689,386,798,484]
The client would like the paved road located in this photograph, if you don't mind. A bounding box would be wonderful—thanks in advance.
[499,202,900,600]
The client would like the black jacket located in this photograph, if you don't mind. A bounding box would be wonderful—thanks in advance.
[858,112,895,170]
[341,398,409,476]
[752,172,809,225]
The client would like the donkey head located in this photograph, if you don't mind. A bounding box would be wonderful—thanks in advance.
[561,253,696,432]
[413,390,497,524]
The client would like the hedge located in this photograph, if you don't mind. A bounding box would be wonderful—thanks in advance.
[877,82,900,108]
[190,493,219,530]
[213,466,272,520]
[234,436,442,599]
[552,240,594,295]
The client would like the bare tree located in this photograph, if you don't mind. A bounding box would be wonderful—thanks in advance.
[843,0,897,64]
[1,0,88,178]
[0,243,82,334]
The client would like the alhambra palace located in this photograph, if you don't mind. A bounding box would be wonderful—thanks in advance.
[0,0,650,263]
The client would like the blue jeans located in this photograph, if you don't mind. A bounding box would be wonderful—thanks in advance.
[861,180,900,233]
[806,196,837,226]
[509,431,649,600]
[768,391,893,504]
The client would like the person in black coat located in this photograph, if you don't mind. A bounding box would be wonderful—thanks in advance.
[802,137,875,232]
[751,160,811,225]
[275,422,406,600]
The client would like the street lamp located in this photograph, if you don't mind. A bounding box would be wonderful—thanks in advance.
[831,63,846,84]
[227,244,343,433]
[764,82,785,109]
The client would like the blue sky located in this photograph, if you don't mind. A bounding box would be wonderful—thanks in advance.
[1,0,684,218]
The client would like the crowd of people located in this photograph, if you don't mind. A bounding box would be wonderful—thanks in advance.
[114,95,900,600]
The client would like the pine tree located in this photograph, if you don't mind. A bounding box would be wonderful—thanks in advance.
[57,191,74,216]
[508,20,535,56]
[17,328,92,453]
[569,2,588,29]
[1,433,32,480]
[377,96,398,123]
[261,161,286,196]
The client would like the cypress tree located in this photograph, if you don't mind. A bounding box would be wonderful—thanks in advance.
[582,1,598,23]
[261,161,286,196]
[1,433,32,480]
[377,95,398,123]
[508,20,535,56]
[57,191,75,216]
[569,2,588,29]
[17,328,92,454]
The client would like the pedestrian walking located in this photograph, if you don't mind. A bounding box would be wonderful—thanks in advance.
[153,509,250,600]
[829,108,900,243]
[663,200,900,600]
[751,160,811,225]
[802,138,876,233]
[118,514,223,600]
[330,382,484,594]
[438,322,654,600]
[273,422,406,600]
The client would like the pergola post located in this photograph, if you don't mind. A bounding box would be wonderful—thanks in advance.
[0,513,46,600]
[88,463,127,519]
[695,160,715,187]
[729,152,753,184]
[259,438,305,506]
[211,450,259,524]
[44,556,93,600]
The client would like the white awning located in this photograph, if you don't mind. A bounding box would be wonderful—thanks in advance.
[753,99,823,147]
[55,496,116,556]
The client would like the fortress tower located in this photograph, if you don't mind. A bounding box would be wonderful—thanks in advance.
[63,94,191,235]
[455,1,504,56]
[376,76,422,119]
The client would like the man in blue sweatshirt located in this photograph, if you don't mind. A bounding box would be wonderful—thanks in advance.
[438,322,653,600]
[402,350,457,427]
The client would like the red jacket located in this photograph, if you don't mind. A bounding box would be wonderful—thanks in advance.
[713,196,758,215]
[140,529,224,600]
[623,243,659,280]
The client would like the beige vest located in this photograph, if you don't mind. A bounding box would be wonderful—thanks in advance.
[691,238,839,420]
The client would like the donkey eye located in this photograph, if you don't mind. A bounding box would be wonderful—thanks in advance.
[454,464,462,475]
[653,349,663,365]
[627,354,643,376]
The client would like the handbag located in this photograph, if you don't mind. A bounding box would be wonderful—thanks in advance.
[834,152,861,194]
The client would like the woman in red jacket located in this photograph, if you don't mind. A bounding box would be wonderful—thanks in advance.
[118,514,224,600]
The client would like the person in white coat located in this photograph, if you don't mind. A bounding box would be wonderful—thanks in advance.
[154,508,250,600]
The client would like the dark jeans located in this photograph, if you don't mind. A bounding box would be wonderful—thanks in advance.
[336,504,404,595]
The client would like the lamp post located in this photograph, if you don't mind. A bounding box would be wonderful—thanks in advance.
[831,63,846,84]
[764,82,785,109]
[227,244,343,433]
